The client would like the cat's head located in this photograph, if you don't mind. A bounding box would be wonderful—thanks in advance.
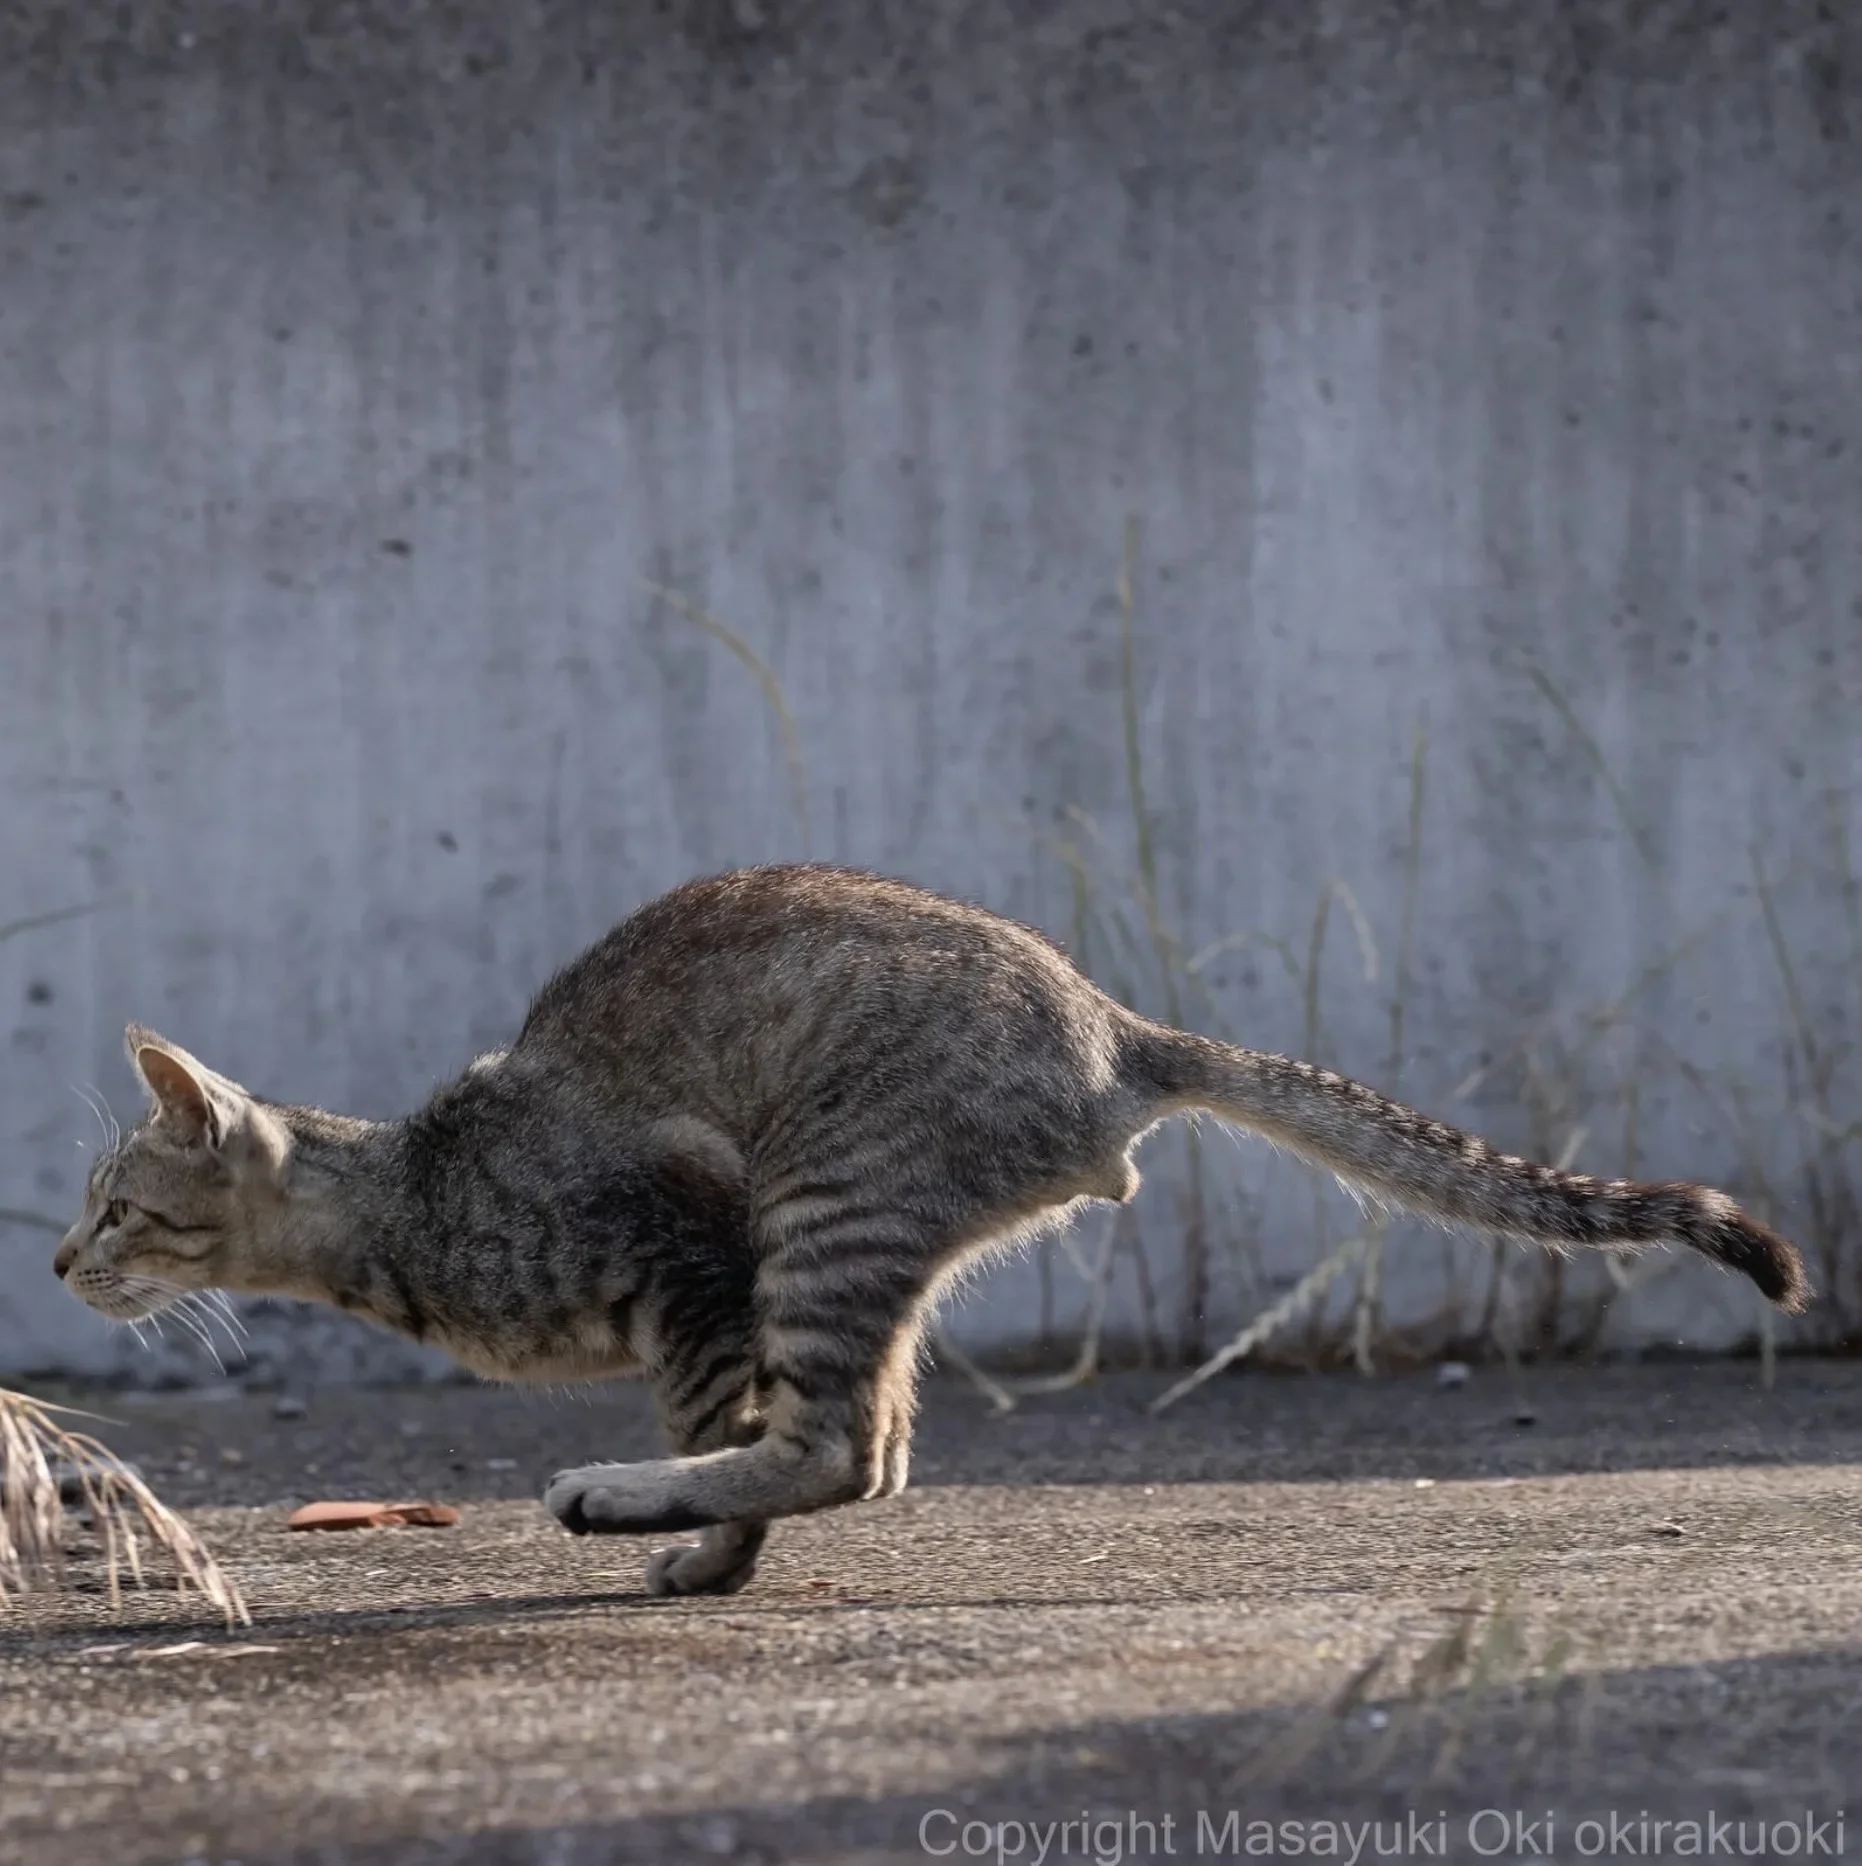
[53,1026,291,1321]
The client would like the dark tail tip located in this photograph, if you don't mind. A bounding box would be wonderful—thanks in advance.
[1694,1198,1812,1315]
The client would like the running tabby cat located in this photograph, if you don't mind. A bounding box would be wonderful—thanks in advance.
[53,865,1809,1596]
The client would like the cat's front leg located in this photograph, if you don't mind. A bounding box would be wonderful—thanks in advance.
[542,1458,769,1596]
[546,1331,770,1595]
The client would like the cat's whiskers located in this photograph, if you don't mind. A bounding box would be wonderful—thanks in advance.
[112,1273,187,1324]
[71,1082,118,1155]
[201,1288,249,1343]
[168,1298,228,1373]
[183,1290,246,1357]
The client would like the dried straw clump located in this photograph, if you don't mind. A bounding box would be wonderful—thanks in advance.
[0,1388,248,1625]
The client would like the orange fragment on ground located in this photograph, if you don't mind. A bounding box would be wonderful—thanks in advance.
[383,1502,461,1527]
[287,1500,461,1531]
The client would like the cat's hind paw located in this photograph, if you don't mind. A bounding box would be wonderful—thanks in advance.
[644,1540,758,1597]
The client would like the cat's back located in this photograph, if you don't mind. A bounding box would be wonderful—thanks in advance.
[515,864,1100,1066]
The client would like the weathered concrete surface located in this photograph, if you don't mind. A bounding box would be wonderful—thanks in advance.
[3,1365,1861,1865]
[2,2,1860,1375]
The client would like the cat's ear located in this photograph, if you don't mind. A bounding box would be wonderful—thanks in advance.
[126,1024,240,1149]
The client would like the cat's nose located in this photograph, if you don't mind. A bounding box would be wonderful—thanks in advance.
[52,1232,80,1280]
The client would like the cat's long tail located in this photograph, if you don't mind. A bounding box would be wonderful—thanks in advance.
[1125,1022,1810,1313]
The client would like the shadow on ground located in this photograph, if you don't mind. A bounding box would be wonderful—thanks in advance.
[146,1645,1862,1864]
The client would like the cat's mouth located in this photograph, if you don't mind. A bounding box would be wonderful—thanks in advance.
[68,1271,248,1365]
[67,1271,182,1324]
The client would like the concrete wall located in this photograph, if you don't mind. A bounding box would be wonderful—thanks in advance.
[3,1,1859,1382]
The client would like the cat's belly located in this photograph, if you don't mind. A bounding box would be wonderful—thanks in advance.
[437,1312,650,1384]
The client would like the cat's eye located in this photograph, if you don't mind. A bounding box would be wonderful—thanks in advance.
[101,1199,129,1229]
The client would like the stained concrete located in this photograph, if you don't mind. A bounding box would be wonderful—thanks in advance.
[2,2,1859,1376]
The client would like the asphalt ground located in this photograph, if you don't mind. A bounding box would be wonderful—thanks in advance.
[3,1360,1860,1865]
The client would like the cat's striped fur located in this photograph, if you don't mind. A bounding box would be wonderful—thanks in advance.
[54,864,1808,1596]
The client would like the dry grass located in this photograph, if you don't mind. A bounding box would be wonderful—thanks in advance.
[0,899,248,1622]
[1230,1565,1598,1796]
[0,1388,248,1624]
[651,549,1859,1384]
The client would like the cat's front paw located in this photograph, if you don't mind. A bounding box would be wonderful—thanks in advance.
[543,1463,707,1536]
[544,1464,614,1535]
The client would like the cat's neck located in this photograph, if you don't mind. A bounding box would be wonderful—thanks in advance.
[235,1104,433,1335]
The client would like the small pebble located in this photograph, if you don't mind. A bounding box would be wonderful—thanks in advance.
[272,1395,309,1421]
[1512,1409,1538,1427]
[684,1814,741,1857]
[1649,1521,1685,1538]
[484,1458,517,1471]
[1435,1361,1470,1389]
[68,1458,141,1500]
